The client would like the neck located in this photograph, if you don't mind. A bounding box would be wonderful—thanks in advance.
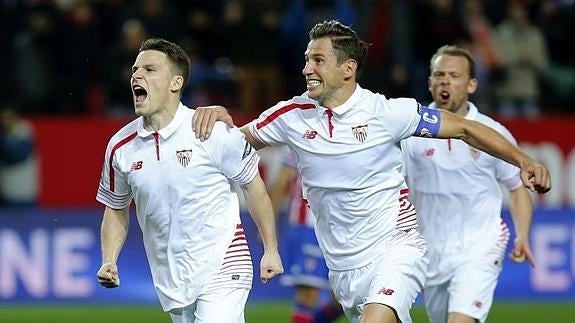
[323,83,357,109]
[143,101,179,131]
[454,102,470,117]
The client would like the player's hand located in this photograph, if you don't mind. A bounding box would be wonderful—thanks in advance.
[192,105,234,141]
[520,161,551,194]
[97,263,120,288]
[260,251,283,283]
[508,236,536,268]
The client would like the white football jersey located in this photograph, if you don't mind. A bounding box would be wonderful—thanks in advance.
[401,103,520,261]
[97,103,259,311]
[249,85,428,270]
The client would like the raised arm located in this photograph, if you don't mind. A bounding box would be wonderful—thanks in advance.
[436,110,551,193]
[240,174,284,283]
[97,205,130,288]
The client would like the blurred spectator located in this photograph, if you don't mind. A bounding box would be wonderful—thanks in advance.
[0,102,38,206]
[12,4,59,115]
[178,1,223,63]
[458,0,503,113]
[358,0,412,98]
[130,0,183,40]
[278,0,357,100]
[535,0,575,114]
[493,0,549,118]
[179,37,237,110]
[411,0,467,102]
[221,0,283,114]
[104,18,148,116]
[56,1,102,114]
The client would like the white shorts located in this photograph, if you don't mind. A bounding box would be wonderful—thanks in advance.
[329,232,428,323]
[424,243,506,323]
[169,287,250,323]
[168,255,253,323]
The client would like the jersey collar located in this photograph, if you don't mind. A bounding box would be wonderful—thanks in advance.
[137,102,187,139]
[428,101,479,120]
[328,84,363,116]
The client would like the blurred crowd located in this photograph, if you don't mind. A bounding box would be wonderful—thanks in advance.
[1,0,574,119]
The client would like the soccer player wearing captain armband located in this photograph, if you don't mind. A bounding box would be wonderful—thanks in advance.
[192,20,551,323]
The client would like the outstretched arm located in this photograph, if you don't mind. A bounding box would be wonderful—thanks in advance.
[436,110,551,193]
[97,206,129,288]
[507,187,536,267]
[241,174,284,283]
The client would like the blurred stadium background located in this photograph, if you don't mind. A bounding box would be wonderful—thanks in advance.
[1,0,574,322]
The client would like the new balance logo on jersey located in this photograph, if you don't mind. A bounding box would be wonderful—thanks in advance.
[303,130,318,139]
[377,287,395,296]
[176,149,192,168]
[231,274,240,280]
[131,161,143,170]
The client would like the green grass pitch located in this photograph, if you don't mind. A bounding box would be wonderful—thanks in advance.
[0,302,572,322]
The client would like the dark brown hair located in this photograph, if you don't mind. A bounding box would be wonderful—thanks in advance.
[309,20,369,78]
[139,38,191,90]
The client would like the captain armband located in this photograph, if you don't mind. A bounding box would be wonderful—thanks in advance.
[414,105,441,138]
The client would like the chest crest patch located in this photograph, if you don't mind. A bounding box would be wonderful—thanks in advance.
[351,124,368,143]
[176,149,193,168]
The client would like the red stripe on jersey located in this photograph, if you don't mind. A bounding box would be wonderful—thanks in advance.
[297,198,308,225]
[396,188,417,230]
[256,103,316,129]
[108,132,137,192]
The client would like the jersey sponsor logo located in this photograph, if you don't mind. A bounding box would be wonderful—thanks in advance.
[352,124,368,143]
[130,161,143,170]
[176,149,192,168]
[302,130,318,139]
[242,142,253,159]
[377,287,395,296]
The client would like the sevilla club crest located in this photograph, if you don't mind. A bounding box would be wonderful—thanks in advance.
[176,149,193,168]
[352,124,368,143]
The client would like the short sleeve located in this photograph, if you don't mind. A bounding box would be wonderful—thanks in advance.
[96,137,134,209]
[207,123,260,186]
[381,97,431,141]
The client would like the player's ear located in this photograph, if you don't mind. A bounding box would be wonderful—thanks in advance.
[467,78,478,95]
[170,75,184,92]
[343,59,357,80]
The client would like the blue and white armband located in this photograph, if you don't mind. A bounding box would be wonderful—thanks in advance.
[414,105,441,138]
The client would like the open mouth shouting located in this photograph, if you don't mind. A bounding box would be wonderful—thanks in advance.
[132,85,148,105]
[438,90,450,104]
